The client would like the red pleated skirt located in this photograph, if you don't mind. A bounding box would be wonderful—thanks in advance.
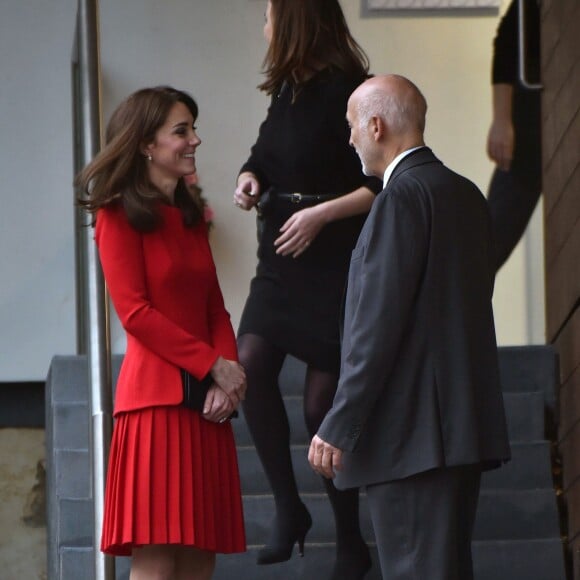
[100,405,246,556]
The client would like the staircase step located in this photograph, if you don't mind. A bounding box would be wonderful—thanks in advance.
[60,547,93,579]
[474,489,562,541]
[279,356,307,396]
[59,381,546,455]
[213,545,382,580]
[277,347,559,394]
[472,538,567,580]
[238,441,555,495]
[86,538,569,580]
[211,537,569,580]
[53,401,90,451]
[232,396,308,447]
[497,346,558,412]
[47,355,90,404]
[53,350,557,422]
[503,391,546,441]
[274,347,559,413]
[115,556,131,580]
[107,546,384,580]
[241,494,351,546]
[240,488,561,546]
[481,441,554,490]
[232,389,546,448]
[55,449,90,499]
[59,498,93,547]
[237,445,319,494]
[47,353,566,580]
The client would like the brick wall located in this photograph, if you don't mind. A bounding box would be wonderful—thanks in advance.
[542,0,580,576]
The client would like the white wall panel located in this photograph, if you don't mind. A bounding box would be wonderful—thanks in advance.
[0,0,535,380]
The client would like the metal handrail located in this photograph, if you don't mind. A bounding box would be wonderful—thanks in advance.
[518,0,543,90]
[72,1,114,578]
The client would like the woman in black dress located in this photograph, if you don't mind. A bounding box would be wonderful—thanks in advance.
[486,0,541,271]
[233,1,381,578]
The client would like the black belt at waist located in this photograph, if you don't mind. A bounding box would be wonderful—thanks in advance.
[257,189,341,219]
[275,191,340,204]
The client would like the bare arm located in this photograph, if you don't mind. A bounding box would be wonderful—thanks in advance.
[486,83,514,171]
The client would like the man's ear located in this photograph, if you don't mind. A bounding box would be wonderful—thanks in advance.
[370,116,384,142]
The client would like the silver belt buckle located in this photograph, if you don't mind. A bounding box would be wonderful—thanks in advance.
[290,192,302,203]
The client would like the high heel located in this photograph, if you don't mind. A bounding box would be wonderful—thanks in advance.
[257,503,313,565]
[329,542,372,580]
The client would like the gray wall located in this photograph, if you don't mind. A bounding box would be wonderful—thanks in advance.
[0,0,78,380]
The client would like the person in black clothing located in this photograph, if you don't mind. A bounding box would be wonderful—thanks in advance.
[486,0,542,271]
[233,1,381,578]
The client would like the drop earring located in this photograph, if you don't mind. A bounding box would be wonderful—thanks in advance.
[147,154,152,161]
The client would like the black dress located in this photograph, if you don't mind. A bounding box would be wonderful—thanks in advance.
[237,69,382,372]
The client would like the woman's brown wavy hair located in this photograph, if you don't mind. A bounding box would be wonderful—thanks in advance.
[75,86,203,231]
[259,0,370,97]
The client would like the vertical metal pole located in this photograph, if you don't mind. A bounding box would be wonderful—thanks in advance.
[72,24,88,356]
[518,0,542,90]
[76,0,115,578]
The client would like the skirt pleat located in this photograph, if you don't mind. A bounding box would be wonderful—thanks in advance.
[100,406,246,556]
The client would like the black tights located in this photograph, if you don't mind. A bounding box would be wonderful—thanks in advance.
[238,333,365,552]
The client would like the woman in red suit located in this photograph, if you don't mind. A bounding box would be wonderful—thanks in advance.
[76,86,247,579]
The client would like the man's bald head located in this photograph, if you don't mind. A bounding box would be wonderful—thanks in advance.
[351,74,427,138]
[346,74,428,177]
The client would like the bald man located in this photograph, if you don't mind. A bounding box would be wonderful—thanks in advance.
[309,75,510,580]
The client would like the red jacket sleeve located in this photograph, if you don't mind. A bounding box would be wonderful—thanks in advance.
[95,206,220,380]
[207,271,239,362]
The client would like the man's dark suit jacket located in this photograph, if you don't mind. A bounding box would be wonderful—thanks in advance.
[318,147,511,490]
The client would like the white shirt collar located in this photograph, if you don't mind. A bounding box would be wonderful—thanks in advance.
[382,146,425,189]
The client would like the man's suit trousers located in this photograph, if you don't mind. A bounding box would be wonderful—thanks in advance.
[366,464,482,580]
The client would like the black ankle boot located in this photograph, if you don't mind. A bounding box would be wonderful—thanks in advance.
[329,542,372,579]
[257,503,313,565]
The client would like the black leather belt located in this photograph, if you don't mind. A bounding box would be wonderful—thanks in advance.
[276,192,340,204]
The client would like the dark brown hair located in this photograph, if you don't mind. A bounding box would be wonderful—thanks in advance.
[76,86,203,231]
[259,0,369,96]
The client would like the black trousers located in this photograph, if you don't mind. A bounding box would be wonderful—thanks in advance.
[487,167,542,272]
[366,465,482,580]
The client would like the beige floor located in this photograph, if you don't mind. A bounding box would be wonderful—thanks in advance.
[0,428,47,580]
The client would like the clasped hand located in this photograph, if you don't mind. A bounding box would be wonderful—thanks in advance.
[202,357,246,424]
[210,356,247,406]
[202,384,235,423]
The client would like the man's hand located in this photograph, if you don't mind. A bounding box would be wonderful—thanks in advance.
[308,434,343,479]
